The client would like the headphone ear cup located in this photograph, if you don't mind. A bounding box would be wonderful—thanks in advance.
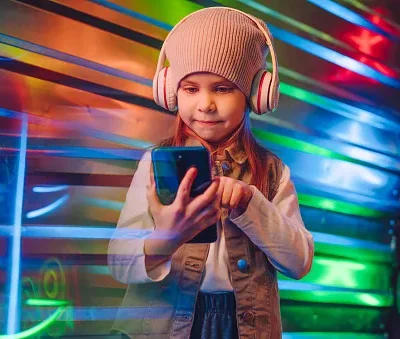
[249,69,272,115]
[153,67,177,112]
[269,75,280,113]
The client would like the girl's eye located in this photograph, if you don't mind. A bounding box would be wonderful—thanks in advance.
[184,87,198,93]
[216,87,232,93]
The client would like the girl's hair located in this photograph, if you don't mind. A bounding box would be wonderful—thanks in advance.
[154,112,282,201]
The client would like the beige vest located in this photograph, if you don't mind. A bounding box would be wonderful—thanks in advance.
[112,143,283,339]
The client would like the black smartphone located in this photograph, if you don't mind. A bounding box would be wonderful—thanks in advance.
[151,146,218,243]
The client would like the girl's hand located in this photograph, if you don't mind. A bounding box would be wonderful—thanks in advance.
[216,177,253,218]
[146,167,221,252]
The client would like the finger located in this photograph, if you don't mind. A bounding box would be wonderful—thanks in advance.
[216,176,224,199]
[175,167,197,205]
[188,177,220,216]
[149,164,155,186]
[230,183,244,210]
[221,181,234,209]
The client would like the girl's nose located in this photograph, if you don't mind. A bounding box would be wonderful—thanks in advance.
[197,93,216,113]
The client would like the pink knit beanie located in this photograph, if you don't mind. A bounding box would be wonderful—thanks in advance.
[164,7,270,98]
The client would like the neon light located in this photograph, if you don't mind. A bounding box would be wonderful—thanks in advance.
[82,197,124,211]
[2,107,399,174]
[0,109,152,150]
[1,225,389,254]
[88,0,172,30]
[278,83,400,131]
[298,193,386,218]
[340,0,400,35]
[268,25,400,88]
[312,232,390,252]
[33,185,69,193]
[25,299,70,307]
[0,306,68,339]
[237,0,354,51]
[307,0,393,38]
[88,0,398,86]
[282,333,385,339]
[270,62,372,105]
[7,115,28,335]
[26,194,70,219]
[349,29,383,55]
[252,128,363,163]
[279,287,392,307]
[0,34,152,87]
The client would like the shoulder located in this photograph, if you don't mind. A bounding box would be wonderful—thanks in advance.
[256,144,284,182]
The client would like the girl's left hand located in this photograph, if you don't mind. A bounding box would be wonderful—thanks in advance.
[216,176,253,218]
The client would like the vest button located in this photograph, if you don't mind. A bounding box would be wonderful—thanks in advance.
[242,311,255,326]
[237,259,249,273]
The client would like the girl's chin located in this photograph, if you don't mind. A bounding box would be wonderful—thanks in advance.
[195,132,226,143]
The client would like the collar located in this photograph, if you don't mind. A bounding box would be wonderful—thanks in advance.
[185,137,248,165]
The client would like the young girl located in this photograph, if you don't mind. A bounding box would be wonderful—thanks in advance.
[108,7,314,339]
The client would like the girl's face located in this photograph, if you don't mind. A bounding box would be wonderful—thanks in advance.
[177,72,247,143]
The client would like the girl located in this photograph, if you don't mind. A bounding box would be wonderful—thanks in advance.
[108,7,314,339]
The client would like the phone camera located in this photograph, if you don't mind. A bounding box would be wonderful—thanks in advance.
[177,154,182,161]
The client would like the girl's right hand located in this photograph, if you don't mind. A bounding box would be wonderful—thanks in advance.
[146,167,221,252]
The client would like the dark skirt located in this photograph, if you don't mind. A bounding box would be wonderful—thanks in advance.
[190,292,239,339]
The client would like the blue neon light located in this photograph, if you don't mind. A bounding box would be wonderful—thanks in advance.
[0,34,152,87]
[0,226,390,254]
[26,194,70,219]
[83,197,124,211]
[307,0,394,39]
[0,109,152,149]
[7,115,28,334]
[32,185,69,193]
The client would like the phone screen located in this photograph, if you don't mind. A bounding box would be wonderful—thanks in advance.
[151,146,217,243]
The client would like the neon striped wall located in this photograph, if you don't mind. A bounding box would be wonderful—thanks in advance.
[0,0,399,338]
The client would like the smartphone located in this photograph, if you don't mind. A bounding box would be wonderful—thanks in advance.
[151,146,218,243]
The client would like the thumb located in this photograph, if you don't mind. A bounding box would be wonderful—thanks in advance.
[146,172,161,212]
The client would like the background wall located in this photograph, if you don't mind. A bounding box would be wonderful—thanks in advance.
[0,0,399,338]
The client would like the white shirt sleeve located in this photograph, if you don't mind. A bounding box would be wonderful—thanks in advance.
[107,151,172,284]
[230,165,314,280]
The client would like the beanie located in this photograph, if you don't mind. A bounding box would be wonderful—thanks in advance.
[164,7,270,98]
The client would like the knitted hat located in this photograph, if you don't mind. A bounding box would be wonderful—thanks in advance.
[164,7,270,98]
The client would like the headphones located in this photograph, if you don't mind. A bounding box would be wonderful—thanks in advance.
[152,7,279,115]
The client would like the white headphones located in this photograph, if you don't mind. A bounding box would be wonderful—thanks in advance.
[152,6,280,115]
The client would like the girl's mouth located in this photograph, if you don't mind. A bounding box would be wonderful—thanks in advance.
[196,120,221,126]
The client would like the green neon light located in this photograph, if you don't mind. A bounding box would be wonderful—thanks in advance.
[25,298,70,307]
[279,83,392,130]
[270,63,370,104]
[297,193,386,218]
[230,0,354,51]
[313,241,391,264]
[279,256,392,290]
[279,289,392,307]
[132,0,202,27]
[252,128,360,163]
[0,306,67,339]
[278,333,385,339]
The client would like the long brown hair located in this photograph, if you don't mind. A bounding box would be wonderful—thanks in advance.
[154,112,282,201]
